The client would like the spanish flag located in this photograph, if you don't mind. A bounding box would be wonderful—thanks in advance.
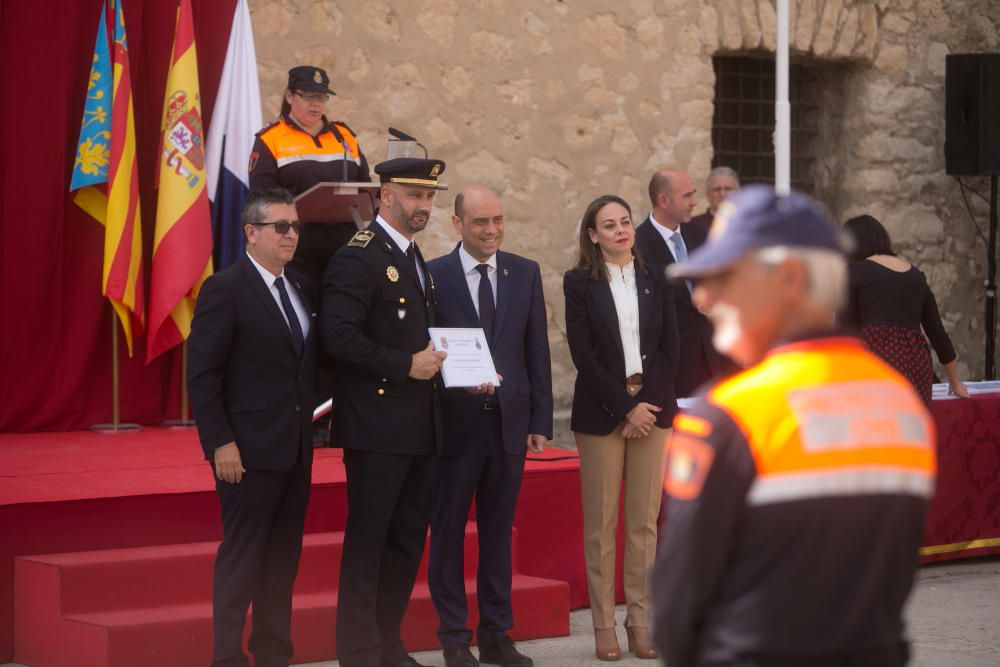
[69,0,145,356]
[147,0,213,363]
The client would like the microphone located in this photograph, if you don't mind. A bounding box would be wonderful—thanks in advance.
[388,127,417,141]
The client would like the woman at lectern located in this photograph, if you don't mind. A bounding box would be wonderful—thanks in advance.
[249,64,371,284]
[842,214,969,405]
[563,195,679,662]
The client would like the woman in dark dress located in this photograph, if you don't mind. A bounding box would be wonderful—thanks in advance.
[842,215,968,404]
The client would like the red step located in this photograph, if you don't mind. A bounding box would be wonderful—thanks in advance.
[14,525,569,667]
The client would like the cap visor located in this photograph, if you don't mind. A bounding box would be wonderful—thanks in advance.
[667,244,749,280]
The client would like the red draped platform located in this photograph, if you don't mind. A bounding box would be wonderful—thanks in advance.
[1,394,998,663]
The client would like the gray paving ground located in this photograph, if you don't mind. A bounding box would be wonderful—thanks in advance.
[4,558,996,667]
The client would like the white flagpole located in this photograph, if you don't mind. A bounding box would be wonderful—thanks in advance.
[775,0,791,195]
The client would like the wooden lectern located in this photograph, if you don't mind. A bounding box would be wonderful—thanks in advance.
[294,181,381,230]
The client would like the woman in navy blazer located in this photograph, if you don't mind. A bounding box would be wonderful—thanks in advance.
[564,194,679,661]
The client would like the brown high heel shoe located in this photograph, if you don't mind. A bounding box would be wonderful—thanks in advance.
[593,627,622,661]
[625,625,658,659]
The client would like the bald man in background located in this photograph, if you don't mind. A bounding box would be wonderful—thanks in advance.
[426,185,553,667]
[634,168,723,396]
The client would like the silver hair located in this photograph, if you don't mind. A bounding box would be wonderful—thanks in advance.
[754,246,847,312]
[706,166,740,190]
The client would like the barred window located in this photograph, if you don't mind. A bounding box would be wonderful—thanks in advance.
[712,55,820,193]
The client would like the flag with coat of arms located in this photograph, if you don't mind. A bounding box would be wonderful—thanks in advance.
[147,0,213,363]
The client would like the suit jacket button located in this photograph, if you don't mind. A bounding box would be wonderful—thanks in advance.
[295,405,300,412]
[382,378,388,382]
[378,388,385,396]
[641,354,647,360]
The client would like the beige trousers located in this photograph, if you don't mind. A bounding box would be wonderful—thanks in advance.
[575,423,669,629]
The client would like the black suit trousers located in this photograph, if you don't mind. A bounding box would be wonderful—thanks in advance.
[428,409,526,647]
[336,449,437,667]
[212,459,311,667]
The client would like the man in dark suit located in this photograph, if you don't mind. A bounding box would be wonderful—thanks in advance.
[426,185,553,667]
[635,167,722,396]
[322,158,448,667]
[188,188,317,667]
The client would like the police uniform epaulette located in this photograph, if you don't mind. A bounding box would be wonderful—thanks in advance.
[347,230,375,248]
[254,120,280,137]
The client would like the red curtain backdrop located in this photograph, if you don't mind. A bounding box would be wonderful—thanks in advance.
[0,0,237,431]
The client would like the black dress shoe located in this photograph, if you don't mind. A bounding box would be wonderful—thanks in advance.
[478,637,533,666]
[380,656,431,667]
[443,644,480,667]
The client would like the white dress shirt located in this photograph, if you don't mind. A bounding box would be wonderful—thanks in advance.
[458,244,497,315]
[647,212,686,262]
[376,215,425,290]
[246,251,311,339]
[605,261,644,377]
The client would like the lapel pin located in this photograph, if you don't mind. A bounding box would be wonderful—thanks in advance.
[503,268,509,276]
[644,288,651,295]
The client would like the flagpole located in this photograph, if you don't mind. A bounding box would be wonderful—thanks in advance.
[162,342,195,428]
[775,0,791,195]
[90,307,142,433]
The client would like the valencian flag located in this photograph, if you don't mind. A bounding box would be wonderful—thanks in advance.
[205,0,263,270]
[69,0,145,356]
[147,0,213,363]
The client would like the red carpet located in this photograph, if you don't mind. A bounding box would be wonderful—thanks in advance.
[0,429,583,665]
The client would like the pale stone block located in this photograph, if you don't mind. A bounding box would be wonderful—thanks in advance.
[306,2,344,36]
[424,117,460,148]
[638,99,662,118]
[718,0,744,50]
[456,150,510,193]
[520,10,553,55]
[813,0,842,57]
[497,118,531,148]
[358,1,401,43]
[469,30,515,61]
[926,42,950,78]
[759,0,777,51]
[578,14,628,60]
[795,0,821,53]
[881,12,911,36]
[620,72,639,92]
[440,65,473,102]
[847,168,901,193]
[700,4,720,52]
[347,48,371,83]
[832,6,859,58]
[497,78,534,107]
[417,0,458,46]
[636,15,667,59]
[603,110,641,156]
[578,65,605,88]
[874,44,909,72]
[584,88,622,107]
[253,3,293,37]
[380,63,425,117]
[528,156,573,187]
[853,3,879,61]
[740,0,762,49]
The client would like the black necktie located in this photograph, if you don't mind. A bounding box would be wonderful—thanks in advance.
[406,243,422,292]
[476,264,495,342]
[274,276,304,357]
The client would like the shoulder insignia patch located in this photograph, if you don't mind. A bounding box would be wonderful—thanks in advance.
[348,230,375,248]
[663,433,715,501]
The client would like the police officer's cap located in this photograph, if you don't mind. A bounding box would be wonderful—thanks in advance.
[287,65,335,95]
[670,185,849,280]
[375,157,448,191]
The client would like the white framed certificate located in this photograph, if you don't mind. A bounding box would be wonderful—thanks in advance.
[428,327,501,388]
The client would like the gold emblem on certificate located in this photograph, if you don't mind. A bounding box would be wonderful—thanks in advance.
[386,266,400,282]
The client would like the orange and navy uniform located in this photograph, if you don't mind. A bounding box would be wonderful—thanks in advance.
[249,114,370,194]
[652,334,936,666]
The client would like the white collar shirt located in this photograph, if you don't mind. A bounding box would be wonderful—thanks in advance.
[604,261,644,378]
[376,215,425,290]
[246,251,310,339]
[647,212,686,262]
[458,244,497,315]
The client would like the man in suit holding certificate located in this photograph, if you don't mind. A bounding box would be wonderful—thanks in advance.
[426,185,553,667]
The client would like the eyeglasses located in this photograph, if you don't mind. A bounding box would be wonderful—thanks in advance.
[294,91,330,104]
[254,220,303,235]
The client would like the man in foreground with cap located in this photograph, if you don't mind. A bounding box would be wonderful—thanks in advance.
[651,186,936,666]
[322,158,448,667]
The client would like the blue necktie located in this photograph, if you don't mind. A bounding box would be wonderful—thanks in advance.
[476,264,495,342]
[274,276,304,357]
[670,234,693,293]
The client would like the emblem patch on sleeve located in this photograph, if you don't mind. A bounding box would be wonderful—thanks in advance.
[348,230,374,248]
[663,433,715,500]
[248,151,259,173]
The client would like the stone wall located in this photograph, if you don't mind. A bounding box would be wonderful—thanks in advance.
[250,0,1000,425]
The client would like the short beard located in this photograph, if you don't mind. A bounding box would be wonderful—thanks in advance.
[391,198,429,234]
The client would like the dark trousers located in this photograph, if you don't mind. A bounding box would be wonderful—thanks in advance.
[428,409,526,648]
[336,449,437,667]
[211,460,311,667]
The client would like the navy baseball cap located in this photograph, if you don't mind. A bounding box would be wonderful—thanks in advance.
[669,185,848,279]
[287,66,336,95]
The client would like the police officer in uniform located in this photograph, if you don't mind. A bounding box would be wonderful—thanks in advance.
[249,65,371,286]
[651,187,936,667]
[322,158,448,667]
